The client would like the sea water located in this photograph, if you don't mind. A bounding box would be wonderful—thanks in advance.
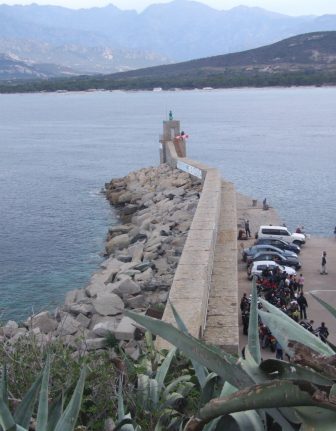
[0,87,335,320]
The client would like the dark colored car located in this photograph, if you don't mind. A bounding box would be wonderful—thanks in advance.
[254,238,301,254]
[243,244,297,265]
[251,251,301,270]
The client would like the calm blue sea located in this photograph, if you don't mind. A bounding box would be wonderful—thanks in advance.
[0,87,335,320]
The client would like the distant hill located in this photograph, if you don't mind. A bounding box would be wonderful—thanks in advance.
[0,53,76,79]
[1,1,336,77]
[1,31,336,92]
[111,31,336,79]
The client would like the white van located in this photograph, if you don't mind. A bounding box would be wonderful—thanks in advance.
[257,225,305,246]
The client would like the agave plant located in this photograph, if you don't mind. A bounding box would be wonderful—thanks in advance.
[125,278,336,431]
[0,356,86,431]
[114,332,196,431]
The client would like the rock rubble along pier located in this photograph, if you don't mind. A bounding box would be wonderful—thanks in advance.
[0,118,239,358]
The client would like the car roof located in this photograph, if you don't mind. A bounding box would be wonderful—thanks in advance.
[253,251,282,257]
[259,225,288,230]
[252,260,278,267]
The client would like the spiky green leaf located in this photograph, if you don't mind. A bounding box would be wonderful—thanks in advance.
[163,376,192,399]
[260,359,332,386]
[0,396,15,431]
[54,366,86,431]
[185,380,336,431]
[155,348,176,390]
[259,299,334,356]
[0,365,8,406]
[310,292,336,320]
[170,302,208,387]
[36,356,50,431]
[125,310,252,389]
[14,373,43,428]
[47,392,64,431]
[200,373,220,407]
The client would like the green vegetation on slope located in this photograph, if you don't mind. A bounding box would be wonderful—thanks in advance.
[1,31,336,93]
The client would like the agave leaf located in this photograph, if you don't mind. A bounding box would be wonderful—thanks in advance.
[310,292,336,320]
[36,357,50,431]
[155,347,177,390]
[14,373,43,428]
[163,376,192,399]
[0,396,16,431]
[162,392,185,409]
[199,373,220,407]
[47,392,64,431]
[185,379,336,431]
[259,299,334,356]
[260,359,332,386]
[54,366,86,431]
[125,310,252,389]
[137,375,150,407]
[113,417,135,431]
[295,406,336,431]
[170,301,208,387]
[247,278,261,365]
[117,375,125,421]
[0,365,8,406]
[149,379,159,408]
[241,347,298,430]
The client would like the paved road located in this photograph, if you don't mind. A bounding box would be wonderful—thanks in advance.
[236,193,336,357]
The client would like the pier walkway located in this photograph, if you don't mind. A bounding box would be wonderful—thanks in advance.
[157,119,239,354]
[203,181,238,354]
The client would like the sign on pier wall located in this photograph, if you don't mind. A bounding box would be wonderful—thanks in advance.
[177,160,202,179]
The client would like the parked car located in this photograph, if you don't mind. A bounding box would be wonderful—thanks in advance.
[250,251,301,270]
[254,238,301,254]
[257,225,305,246]
[247,260,296,280]
[243,244,298,265]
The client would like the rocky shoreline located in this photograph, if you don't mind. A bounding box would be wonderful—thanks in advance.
[0,164,201,358]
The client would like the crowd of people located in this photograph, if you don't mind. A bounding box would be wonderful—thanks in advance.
[240,265,330,358]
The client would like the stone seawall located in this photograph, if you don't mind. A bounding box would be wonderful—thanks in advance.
[157,136,226,349]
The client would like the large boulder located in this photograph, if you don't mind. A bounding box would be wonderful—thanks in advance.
[83,338,107,351]
[134,268,153,283]
[57,313,81,336]
[125,294,147,309]
[76,313,91,329]
[106,234,130,255]
[65,289,79,305]
[69,301,94,316]
[118,278,141,296]
[92,318,119,337]
[108,224,133,235]
[2,320,18,338]
[118,191,133,204]
[93,294,124,316]
[115,317,138,340]
[26,312,58,334]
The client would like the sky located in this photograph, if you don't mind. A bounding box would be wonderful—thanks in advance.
[2,0,336,16]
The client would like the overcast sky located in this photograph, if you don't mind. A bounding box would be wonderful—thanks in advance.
[2,0,336,16]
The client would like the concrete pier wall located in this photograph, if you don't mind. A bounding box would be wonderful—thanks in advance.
[157,125,231,349]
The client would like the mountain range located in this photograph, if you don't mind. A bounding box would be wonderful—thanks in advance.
[1,1,336,79]
[1,31,336,92]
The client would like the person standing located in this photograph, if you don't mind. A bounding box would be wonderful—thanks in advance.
[275,340,283,360]
[334,226,336,238]
[298,273,304,292]
[320,251,328,275]
[244,219,251,238]
[297,292,308,320]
